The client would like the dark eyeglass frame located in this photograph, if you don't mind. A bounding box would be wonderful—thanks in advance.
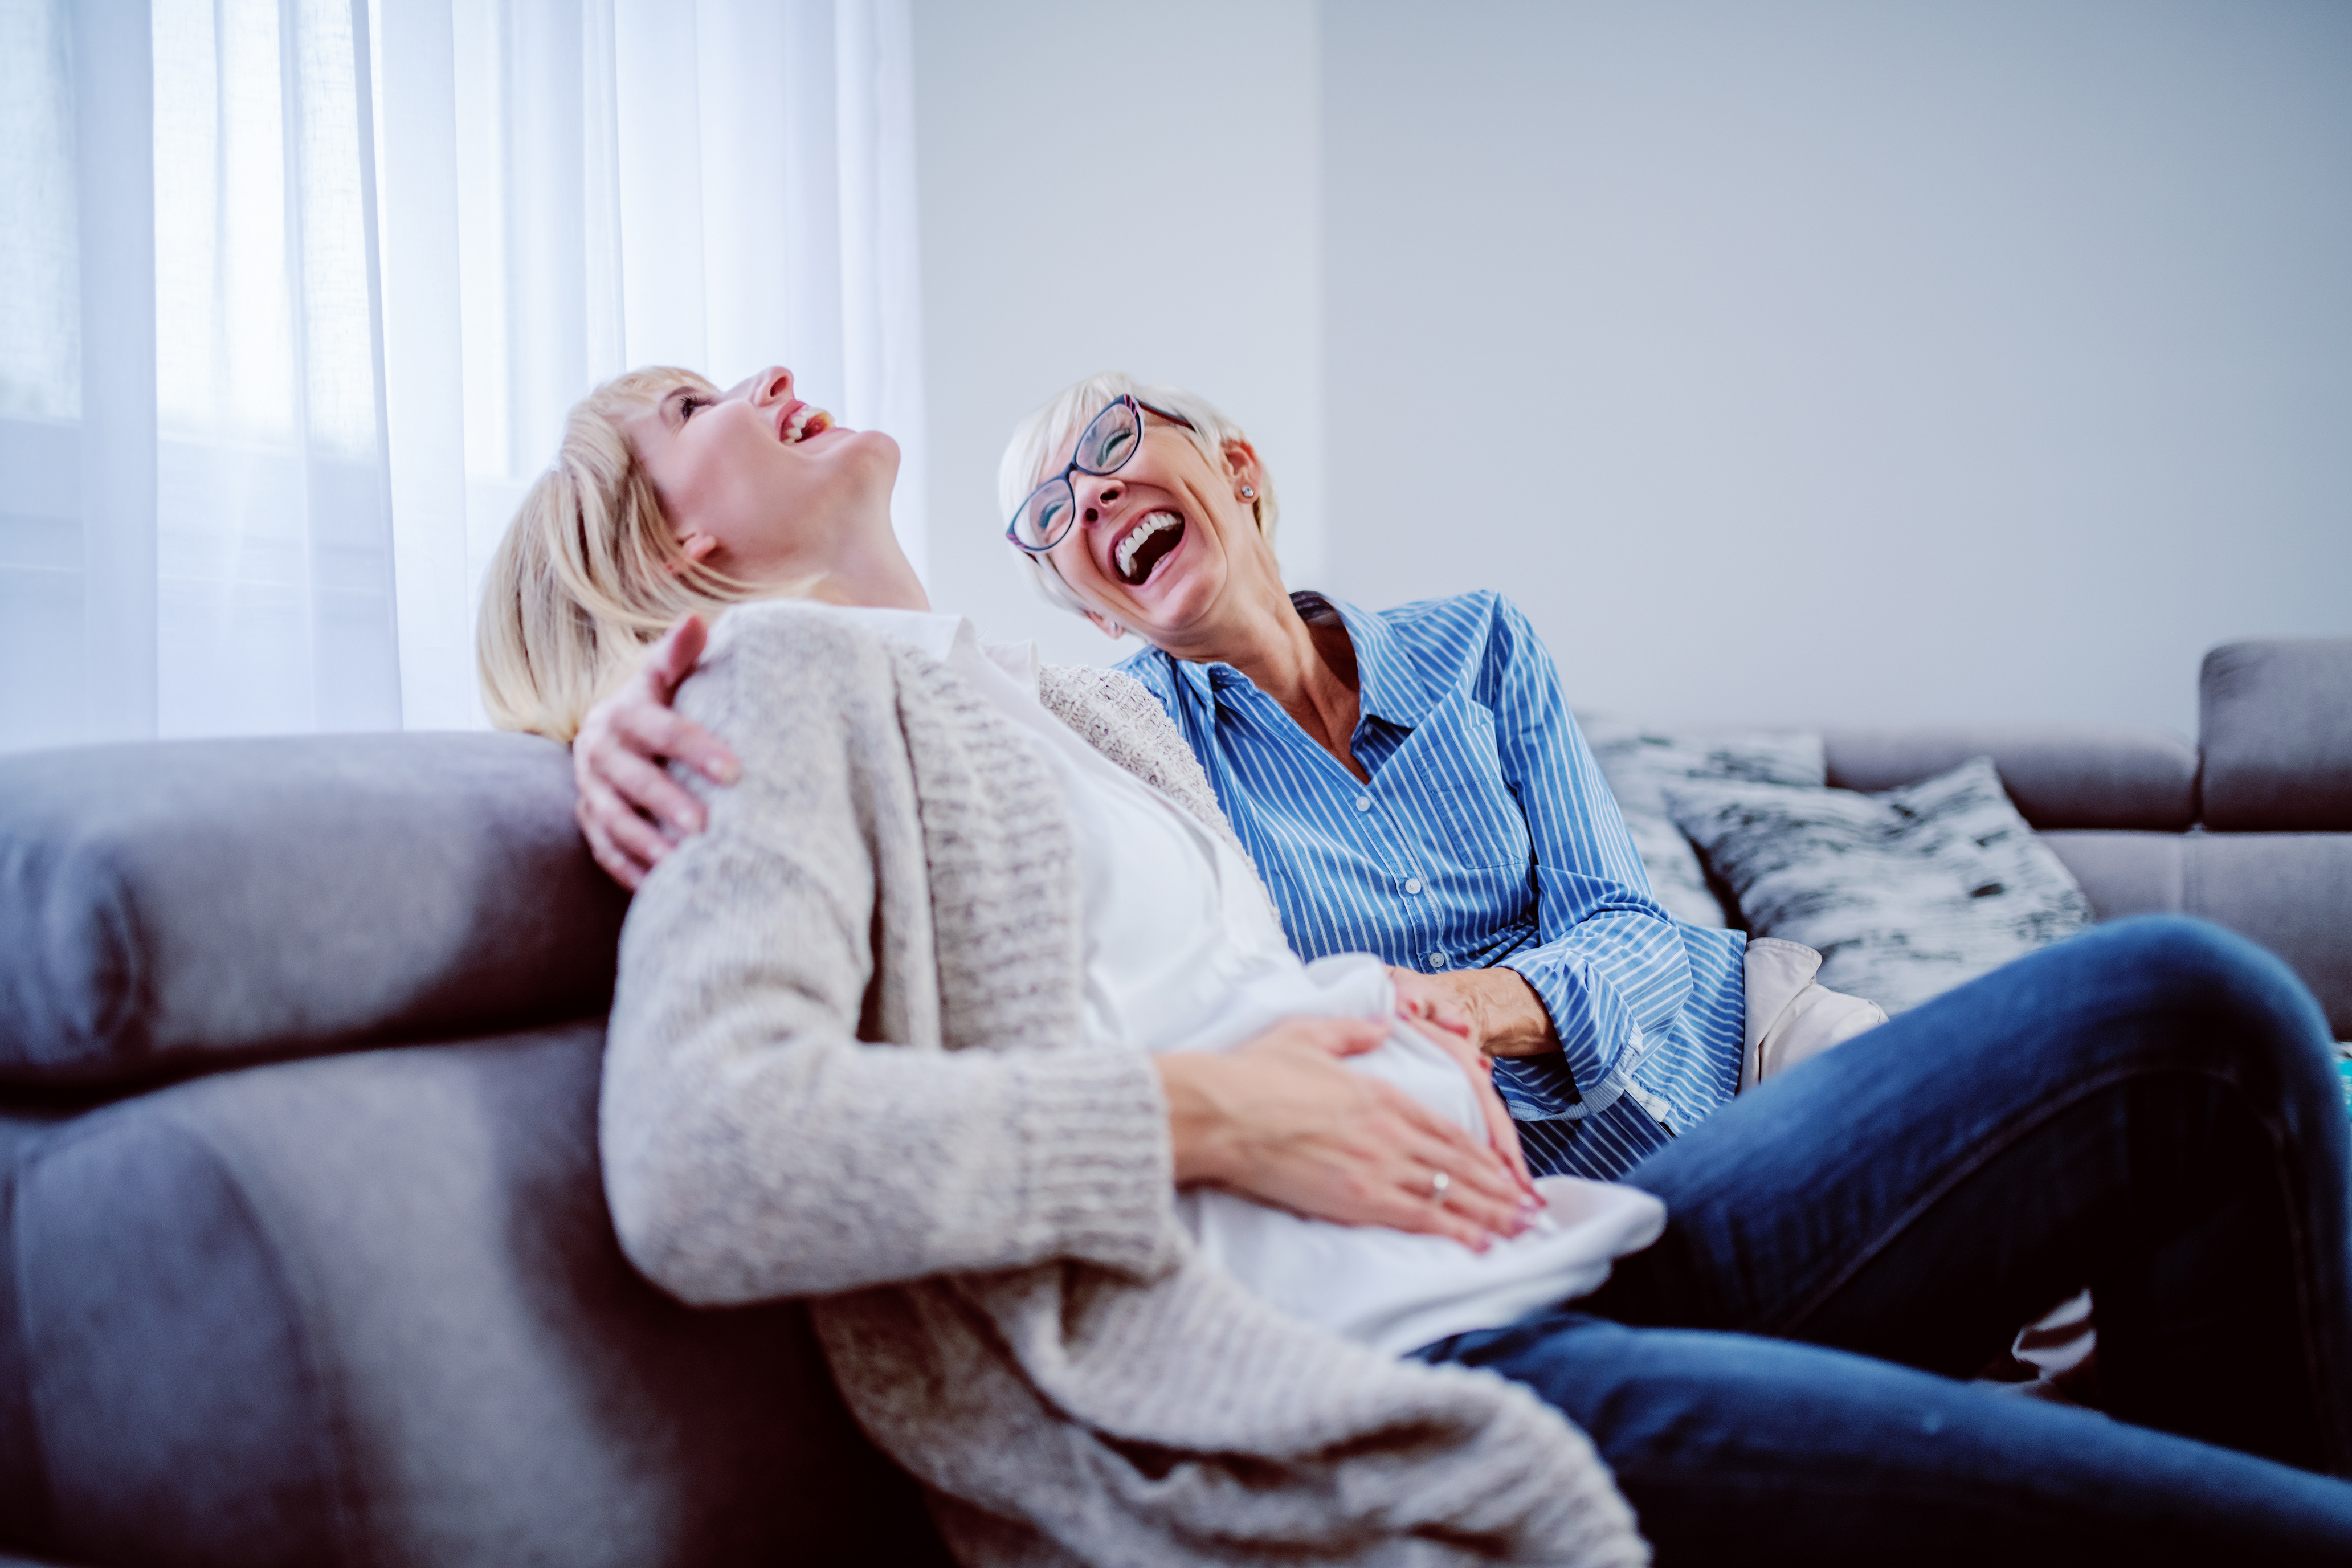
[1004,394,1193,554]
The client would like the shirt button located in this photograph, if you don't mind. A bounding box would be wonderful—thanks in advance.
[1403,877,1423,896]
[1354,795,1372,812]
[1426,951,1447,969]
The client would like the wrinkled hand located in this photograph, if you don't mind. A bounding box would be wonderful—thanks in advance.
[1388,965,1561,1059]
[572,616,742,890]
[1156,1017,1538,1251]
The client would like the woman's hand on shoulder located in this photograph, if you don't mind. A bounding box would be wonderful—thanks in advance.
[573,615,742,891]
[1155,1019,1537,1252]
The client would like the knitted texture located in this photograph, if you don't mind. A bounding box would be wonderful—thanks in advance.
[1038,664,1255,867]
[603,604,1648,1568]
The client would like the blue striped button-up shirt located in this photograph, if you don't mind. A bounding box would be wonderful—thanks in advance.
[1117,591,1747,1159]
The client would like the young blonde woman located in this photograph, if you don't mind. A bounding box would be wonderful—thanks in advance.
[482,362,2352,1565]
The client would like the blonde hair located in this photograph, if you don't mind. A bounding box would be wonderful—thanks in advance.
[476,366,777,741]
[997,373,1276,621]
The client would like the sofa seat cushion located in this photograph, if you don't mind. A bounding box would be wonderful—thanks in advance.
[1667,758,2095,1014]
[2042,830,2352,1039]
[0,1024,949,1567]
[0,734,627,1088]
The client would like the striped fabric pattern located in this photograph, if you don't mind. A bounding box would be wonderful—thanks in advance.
[1117,591,1747,1179]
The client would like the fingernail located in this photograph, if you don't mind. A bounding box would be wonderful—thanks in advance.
[712,760,739,784]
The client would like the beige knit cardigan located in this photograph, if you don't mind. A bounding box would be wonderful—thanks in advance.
[601,604,1647,1568]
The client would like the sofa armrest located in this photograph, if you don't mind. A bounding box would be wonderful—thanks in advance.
[2042,830,2352,1039]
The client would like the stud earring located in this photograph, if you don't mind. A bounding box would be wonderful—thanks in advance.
[1240,485,1256,499]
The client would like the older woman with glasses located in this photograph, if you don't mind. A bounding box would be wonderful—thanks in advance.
[579,374,1888,1183]
[512,360,2352,1565]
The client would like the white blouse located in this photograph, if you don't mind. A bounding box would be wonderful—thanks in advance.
[822,606,1665,1358]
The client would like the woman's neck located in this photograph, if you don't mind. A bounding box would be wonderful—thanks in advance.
[1195,578,1368,783]
[806,513,930,612]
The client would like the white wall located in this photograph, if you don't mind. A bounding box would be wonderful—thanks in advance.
[1320,0,2352,737]
[910,0,1324,669]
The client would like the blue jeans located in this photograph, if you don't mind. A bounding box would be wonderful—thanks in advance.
[1416,917,2352,1562]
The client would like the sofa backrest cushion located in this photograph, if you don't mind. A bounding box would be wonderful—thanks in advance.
[0,734,627,1088]
[2200,639,2352,832]
[1822,725,2198,831]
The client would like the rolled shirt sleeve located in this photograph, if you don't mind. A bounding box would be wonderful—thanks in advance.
[1480,599,1692,1116]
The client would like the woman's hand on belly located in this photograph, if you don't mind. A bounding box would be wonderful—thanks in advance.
[1390,966,1560,1059]
[1155,1019,1537,1252]
[1388,1008,1540,1204]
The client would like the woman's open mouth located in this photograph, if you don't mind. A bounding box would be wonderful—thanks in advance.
[1113,510,1185,585]
[779,403,834,445]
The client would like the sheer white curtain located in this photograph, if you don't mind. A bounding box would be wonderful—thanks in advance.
[0,0,928,751]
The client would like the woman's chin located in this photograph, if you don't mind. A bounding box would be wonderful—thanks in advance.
[1118,561,1221,639]
[852,427,900,464]
[812,425,899,472]
[814,429,901,516]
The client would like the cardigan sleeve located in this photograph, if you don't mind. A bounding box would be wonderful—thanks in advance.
[599,608,1181,1306]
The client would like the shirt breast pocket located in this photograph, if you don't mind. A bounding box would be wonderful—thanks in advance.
[1394,701,1533,872]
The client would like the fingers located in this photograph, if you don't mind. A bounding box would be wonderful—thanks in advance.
[1208,1015,1536,1249]
[1474,1079,1541,1199]
[1371,1181,1497,1252]
[1408,1018,1541,1202]
[575,782,667,889]
[648,614,708,695]
[1370,1083,1529,1235]
[1397,992,1475,1041]
[1297,1017,1389,1060]
[599,736,710,839]
[615,690,738,788]
[1365,1133,1524,1250]
[1392,968,1479,1045]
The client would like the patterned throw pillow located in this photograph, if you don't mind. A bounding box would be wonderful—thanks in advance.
[1664,757,2094,1013]
[1575,717,1827,928]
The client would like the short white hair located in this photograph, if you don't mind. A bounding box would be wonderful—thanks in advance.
[996,372,1277,622]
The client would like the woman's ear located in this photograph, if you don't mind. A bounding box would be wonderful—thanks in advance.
[1222,436,1265,508]
[671,532,720,573]
[1084,609,1128,640]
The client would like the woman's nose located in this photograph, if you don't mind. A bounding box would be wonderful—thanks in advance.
[722,365,796,406]
[1081,480,1121,525]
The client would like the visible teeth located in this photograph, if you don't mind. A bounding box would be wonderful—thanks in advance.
[782,405,832,444]
[1116,511,1181,579]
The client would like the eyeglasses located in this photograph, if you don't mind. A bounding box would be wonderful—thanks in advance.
[1004,395,1190,554]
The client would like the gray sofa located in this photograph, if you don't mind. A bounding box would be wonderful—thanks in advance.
[0,638,2345,1566]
